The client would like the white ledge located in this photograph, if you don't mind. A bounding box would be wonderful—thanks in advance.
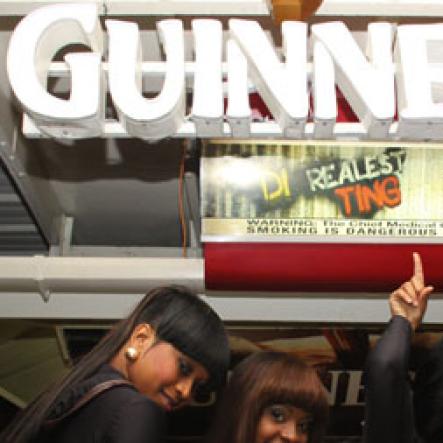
[21,114,429,141]
[1,290,443,323]
[0,0,269,17]
[1,0,443,17]
[0,256,204,297]
[317,0,443,17]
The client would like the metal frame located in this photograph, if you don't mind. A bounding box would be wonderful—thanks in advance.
[0,290,442,323]
[0,0,270,16]
[317,0,443,17]
[0,0,442,18]
[23,116,411,141]
[0,256,204,301]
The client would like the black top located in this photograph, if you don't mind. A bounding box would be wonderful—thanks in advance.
[37,365,166,443]
[363,315,415,443]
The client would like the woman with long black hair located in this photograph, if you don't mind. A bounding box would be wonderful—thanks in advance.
[1,285,230,443]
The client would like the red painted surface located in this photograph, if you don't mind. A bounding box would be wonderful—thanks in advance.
[336,88,359,122]
[204,243,443,292]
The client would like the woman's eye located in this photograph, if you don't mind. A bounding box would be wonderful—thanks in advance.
[192,380,209,399]
[297,420,312,434]
[269,406,287,423]
[179,359,192,376]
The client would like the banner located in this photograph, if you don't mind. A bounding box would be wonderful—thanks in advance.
[201,141,443,243]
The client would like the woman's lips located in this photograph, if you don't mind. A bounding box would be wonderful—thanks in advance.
[160,390,179,411]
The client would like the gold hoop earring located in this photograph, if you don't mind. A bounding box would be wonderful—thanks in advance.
[125,347,139,361]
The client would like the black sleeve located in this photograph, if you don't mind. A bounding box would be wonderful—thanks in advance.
[107,396,166,443]
[362,315,414,443]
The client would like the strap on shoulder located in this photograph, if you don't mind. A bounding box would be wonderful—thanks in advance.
[44,379,133,429]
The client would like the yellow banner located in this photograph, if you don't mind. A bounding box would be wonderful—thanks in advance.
[201,141,443,242]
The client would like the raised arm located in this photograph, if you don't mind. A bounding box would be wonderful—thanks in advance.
[389,252,433,331]
[363,253,433,443]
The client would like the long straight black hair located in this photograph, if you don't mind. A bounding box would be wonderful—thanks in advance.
[1,285,230,443]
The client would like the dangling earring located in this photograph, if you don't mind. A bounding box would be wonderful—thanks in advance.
[125,347,139,361]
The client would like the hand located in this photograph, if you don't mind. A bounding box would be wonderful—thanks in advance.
[389,252,434,331]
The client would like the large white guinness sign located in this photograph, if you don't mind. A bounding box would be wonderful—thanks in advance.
[6,3,443,141]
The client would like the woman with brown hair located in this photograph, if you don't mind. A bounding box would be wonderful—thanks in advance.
[208,351,329,443]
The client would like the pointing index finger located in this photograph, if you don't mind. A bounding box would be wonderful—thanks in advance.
[413,252,424,285]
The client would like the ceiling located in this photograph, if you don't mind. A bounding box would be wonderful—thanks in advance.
[0,164,47,255]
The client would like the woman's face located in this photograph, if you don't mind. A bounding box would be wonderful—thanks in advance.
[128,341,209,411]
[255,404,312,443]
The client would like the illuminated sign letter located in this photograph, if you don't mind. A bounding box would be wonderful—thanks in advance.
[191,20,224,136]
[106,19,185,141]
[226,40,251,137]
[312,22,395,138]
[229,19,309,137]
[395,24,443,139]
[312,40,337,139]
[7,3,104,139]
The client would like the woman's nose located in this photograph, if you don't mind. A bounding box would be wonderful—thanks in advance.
[280,422,300,442]
[175,378,193,400]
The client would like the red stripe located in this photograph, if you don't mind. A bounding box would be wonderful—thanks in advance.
[204,243,443,292]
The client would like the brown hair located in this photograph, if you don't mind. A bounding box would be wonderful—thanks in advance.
[208,351,328,443]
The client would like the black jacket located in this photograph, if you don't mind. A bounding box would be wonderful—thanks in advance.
[36,365,166,443]
[363,316,416,443]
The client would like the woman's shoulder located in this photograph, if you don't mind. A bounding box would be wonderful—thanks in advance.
[45,368,165,442]
[86,365,163,415]
[97,383,166,442]
[96,379,159,410]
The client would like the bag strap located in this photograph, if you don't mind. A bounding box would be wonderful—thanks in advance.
[44,379,133,429]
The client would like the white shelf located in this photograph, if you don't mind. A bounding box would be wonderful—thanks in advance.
[0,0,442,17]
[0,0,270,16]
[317,0,443,17]
[0,290,442,324]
